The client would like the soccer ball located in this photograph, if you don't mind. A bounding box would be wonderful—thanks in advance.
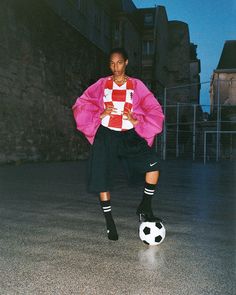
[139,221,166,245]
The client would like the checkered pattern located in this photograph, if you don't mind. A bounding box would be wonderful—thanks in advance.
[101,78,134,131]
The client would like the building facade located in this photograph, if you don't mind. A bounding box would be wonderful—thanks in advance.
[138,6,169,97]
[209,40,236,159]
[210,40,236,109]
[47,0,200,100]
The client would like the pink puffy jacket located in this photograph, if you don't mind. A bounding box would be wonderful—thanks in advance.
[72,76,164,147]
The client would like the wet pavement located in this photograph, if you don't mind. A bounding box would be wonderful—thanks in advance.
[0,159,235,295]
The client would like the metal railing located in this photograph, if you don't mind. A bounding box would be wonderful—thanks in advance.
[159,79,236,163]
[203,131,236,164]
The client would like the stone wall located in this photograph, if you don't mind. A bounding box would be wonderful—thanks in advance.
[0,0,107,164]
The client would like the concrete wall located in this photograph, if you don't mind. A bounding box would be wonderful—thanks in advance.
[0,0,107,164]
[46,0,112,54]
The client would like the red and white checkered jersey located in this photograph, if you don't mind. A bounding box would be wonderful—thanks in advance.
[101,77,134,131]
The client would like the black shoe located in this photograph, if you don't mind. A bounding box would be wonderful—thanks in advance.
[136,207,163,223]
[107,228,119,241]
[137,212,163,223]
[106,220,118,241]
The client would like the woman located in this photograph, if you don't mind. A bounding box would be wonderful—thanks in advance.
[72,48,164,241]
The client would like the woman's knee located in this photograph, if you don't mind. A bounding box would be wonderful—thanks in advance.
[100,191,111,201]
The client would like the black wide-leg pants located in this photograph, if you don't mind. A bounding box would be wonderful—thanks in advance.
[88,125,160,193]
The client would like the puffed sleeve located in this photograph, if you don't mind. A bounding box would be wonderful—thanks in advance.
[72,78,104,144]
[133,80,164,141]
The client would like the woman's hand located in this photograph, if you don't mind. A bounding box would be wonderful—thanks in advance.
[123,108,139,126]
[99,107,117,119]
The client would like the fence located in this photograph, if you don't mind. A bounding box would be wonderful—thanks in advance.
[157,79,236,163]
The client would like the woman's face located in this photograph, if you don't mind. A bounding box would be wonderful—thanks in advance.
[109,53,128,77]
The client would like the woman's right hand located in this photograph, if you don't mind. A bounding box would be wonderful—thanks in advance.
[99,107,117,119]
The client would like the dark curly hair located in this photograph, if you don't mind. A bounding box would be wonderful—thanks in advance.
[109,47,128,61]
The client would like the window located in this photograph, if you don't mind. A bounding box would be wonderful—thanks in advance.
[144,13,154,26]
[77,0,87,13]
[142,40,154,55]
[95,13,101,30]
[77,0,81,9]
[114,22,120,40]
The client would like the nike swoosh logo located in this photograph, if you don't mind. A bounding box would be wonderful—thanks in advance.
[150,162,157,167]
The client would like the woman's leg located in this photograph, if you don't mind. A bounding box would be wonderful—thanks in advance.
[145,170,159,184]
[88,126,119,240]
[137,170,162,222]
[121,129,162,222]
[100,192,118,241]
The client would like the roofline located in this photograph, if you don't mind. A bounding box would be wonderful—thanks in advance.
[168,20,188,26]
[138,7,156,11]
[214,69,236,73]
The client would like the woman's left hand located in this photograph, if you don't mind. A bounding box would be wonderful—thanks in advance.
[123,108,139,126]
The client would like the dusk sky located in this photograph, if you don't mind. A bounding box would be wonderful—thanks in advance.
[133,0,236,109]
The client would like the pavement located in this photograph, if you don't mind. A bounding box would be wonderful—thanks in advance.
[0,159,235,295]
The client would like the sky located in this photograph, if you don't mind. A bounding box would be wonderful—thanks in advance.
[133,0,236,109]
